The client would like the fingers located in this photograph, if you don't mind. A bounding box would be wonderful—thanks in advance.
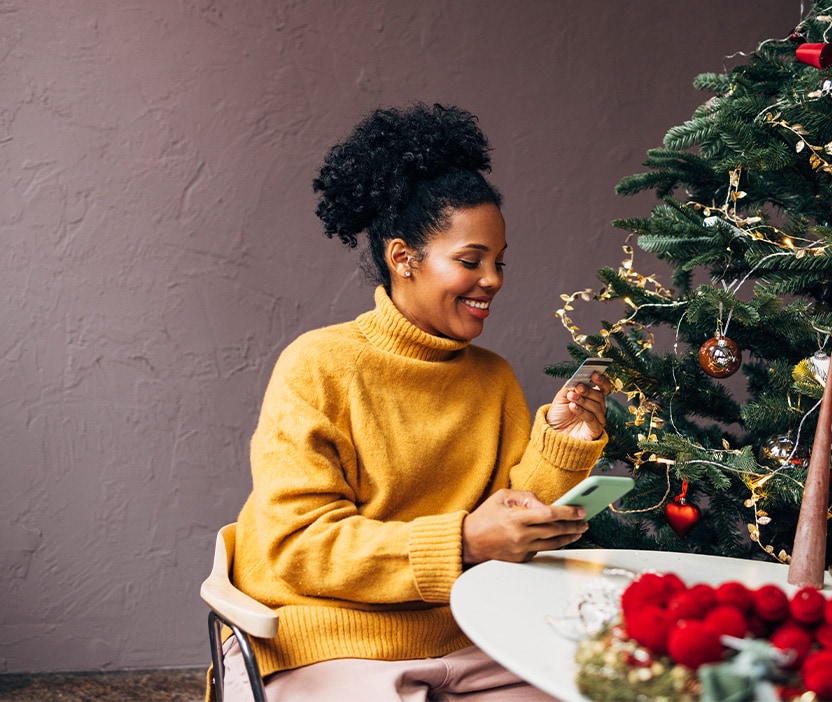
[534,528,588,550]
[563,372,609,432]
[515,504,589,545]
[516,522,589,562]
[552,372,609,416]
[462,490,590,565]
[498,491,587,523]
[567,397,606,432]
[567,374,609,404]
[590,370,613,395]
[522,503,586,524]
[555,371,611,401]
[501,490,548,510]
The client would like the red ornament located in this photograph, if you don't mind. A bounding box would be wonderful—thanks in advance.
[803,651,832,698]
[796,43,832,69]
[624,605,672,654]
[698,334,741,378]
[667,619,723,669]
[667,590,706,622]
[771,624,814,670]
[703,604,748,639]
[753,584,790,623]
[791,586,827,625]
[715,581,754,613]
[688,583,717,611]
[621,572,683,615]
[665,479,701,537]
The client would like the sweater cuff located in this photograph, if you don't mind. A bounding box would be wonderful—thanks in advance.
[531,405,607,471]
[408,511,466,603]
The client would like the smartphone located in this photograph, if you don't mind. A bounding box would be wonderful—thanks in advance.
[552,475,634,520]
[564,357,613,389]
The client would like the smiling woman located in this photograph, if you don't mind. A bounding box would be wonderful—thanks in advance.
[220,103,612,702]
[388,204,507,341]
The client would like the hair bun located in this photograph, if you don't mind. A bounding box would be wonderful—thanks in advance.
[314,103,493,247]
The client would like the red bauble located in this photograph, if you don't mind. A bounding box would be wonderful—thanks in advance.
[667,619,723,669]
[703,604,748,639]
[621,572,685,616]
[771,624,814,670]
[625,605,672,654]
[803,651,832,699]
[698,335,742,378]
[796,42,832,69]
[667,590,706,622]
[688,583,718,612]
[715,581,754,613]
[791,586,826,625]
[753,584,790,623]
[665,499,701,537]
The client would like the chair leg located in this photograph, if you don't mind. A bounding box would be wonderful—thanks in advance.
[208,611,269,702]
[208,611,227,702]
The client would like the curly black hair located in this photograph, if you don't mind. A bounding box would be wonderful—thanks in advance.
[313,103,502,290]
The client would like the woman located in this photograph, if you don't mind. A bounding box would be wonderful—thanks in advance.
[223,103,610,701]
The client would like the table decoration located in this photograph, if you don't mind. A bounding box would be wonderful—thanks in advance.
[571,570,832,701]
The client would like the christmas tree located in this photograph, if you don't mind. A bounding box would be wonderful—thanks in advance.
[549,4,832,563]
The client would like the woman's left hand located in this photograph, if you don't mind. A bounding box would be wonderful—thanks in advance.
[546,371,611,441]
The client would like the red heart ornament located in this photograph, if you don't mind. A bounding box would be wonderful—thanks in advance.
[665,500,701,537]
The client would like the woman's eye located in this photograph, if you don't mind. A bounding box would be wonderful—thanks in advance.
[459,259,506,270]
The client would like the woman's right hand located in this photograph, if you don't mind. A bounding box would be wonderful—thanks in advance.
[461,488,588,566]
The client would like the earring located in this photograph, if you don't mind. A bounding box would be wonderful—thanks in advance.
[405,270,411,277]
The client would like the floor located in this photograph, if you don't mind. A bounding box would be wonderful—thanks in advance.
[0,668,207,702]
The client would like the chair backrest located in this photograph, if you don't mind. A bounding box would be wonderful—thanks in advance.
[216,523,237,578]
[200,523,278,639]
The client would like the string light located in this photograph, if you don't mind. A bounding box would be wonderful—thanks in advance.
[691,166,828,255]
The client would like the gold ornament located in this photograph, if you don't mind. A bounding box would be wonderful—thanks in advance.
[698,335,742,378]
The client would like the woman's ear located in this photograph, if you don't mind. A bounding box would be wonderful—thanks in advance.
[387,239,414,280]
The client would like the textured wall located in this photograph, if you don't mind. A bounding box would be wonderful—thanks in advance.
[1,0,800,673]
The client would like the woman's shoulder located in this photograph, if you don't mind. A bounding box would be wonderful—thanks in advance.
[467,344,515,374]
[465,344,525,395]
[257,320,367,407]
[277,319,365,371]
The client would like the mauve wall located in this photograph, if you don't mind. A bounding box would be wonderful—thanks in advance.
[2,0,799,673]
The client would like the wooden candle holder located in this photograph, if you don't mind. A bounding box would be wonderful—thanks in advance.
[788,365,832,589]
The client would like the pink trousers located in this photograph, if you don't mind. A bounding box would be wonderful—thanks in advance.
[222,636,559,702]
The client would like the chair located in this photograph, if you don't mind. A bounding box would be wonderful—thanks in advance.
[201,523,279,702]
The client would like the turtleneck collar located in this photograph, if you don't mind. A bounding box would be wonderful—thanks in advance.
[356,286,469,362]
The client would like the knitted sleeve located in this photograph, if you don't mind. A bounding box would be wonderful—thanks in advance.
[514,405,608,501]
[499,371,607,503]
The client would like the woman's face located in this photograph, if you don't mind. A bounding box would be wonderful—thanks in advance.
[390,203,506,342]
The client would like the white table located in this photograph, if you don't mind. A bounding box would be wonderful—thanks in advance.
[450,549,832,702]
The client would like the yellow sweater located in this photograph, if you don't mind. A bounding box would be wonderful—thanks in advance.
[233,286,606,677]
